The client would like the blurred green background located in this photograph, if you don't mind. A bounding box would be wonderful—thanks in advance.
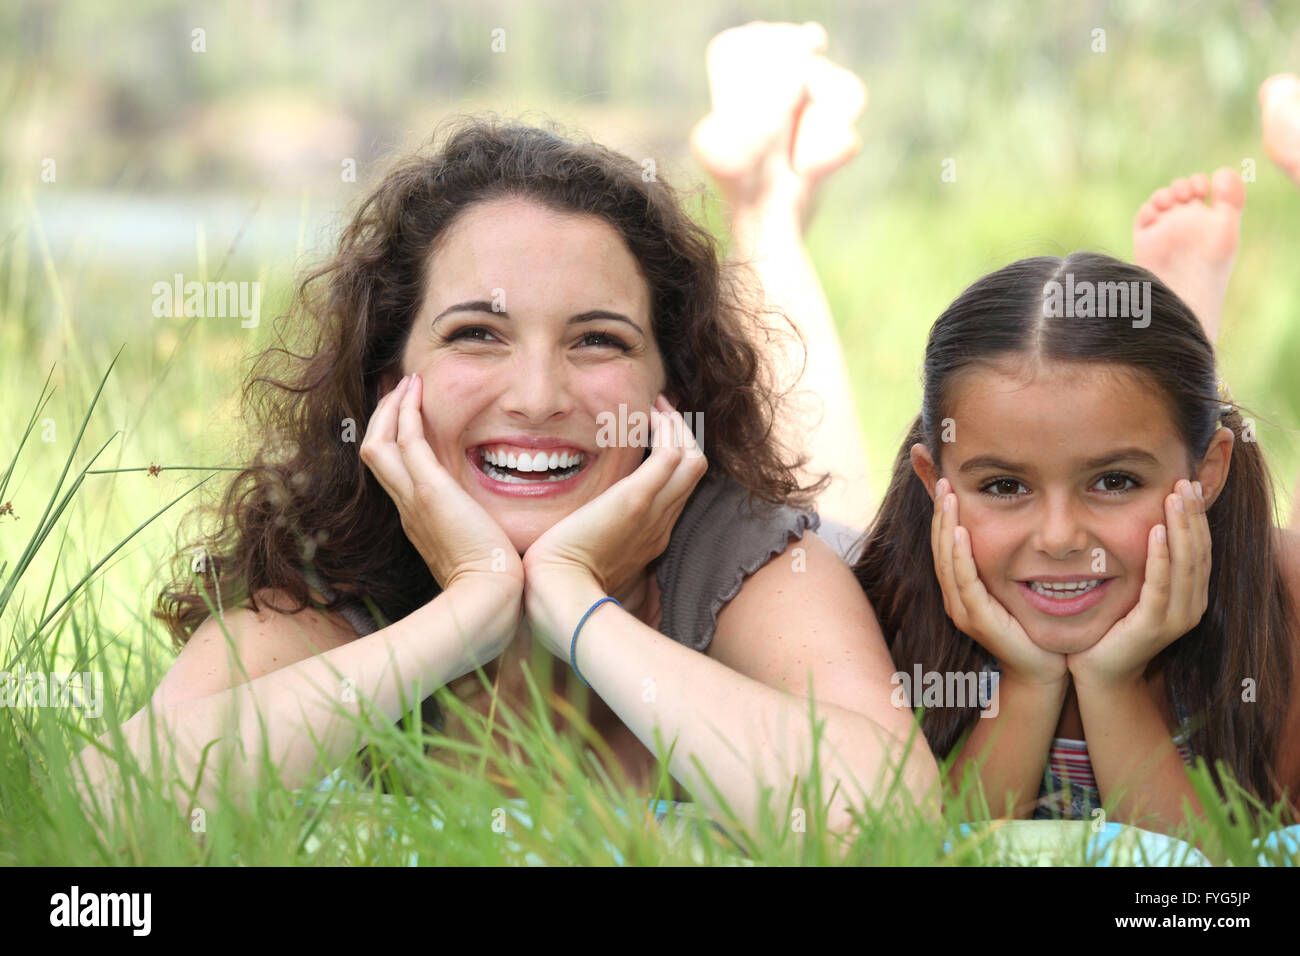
[2,0,1299,646]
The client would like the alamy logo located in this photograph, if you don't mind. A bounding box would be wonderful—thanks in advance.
[890,664,1000,718]
[50,886,151,935]
[151,273,261,328]
[0,668,103,718]
[1043,273,1151,328]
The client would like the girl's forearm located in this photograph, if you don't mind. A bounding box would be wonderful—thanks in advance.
[947,673,1067,819]
[728,203,874,531]
[1076,676,1205,833]
[73,576,522,819]
[545,574,940,836]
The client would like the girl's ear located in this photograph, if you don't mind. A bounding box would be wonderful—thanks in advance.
[910,443,941,499]
[1195,426,1235,507]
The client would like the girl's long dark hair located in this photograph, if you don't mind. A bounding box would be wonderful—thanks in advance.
[854,252,1296,809]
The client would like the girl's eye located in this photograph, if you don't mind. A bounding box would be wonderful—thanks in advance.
[979,478,1027,499]
[977,472,1143,500]
[1091,471,1142,495]
[578,331,630,350]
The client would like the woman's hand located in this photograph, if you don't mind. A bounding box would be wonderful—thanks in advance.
[522,395,708,655]
[360,373,525,595]
[1068,479,1211,689]
[691,20,867,225]
[932,477,1069,686]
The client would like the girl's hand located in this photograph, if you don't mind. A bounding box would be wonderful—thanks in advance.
[690,20,867,223]
[360,373,525,594]
[1068,480,1211,689]
[932,477,1069,685]
[522,395,707,653]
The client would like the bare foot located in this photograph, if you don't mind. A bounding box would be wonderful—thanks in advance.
[691,20,866,224]
[1133,168,1245,343]
[1261,73,1300,187]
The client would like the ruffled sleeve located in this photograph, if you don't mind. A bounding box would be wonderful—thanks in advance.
[654,473,820,653]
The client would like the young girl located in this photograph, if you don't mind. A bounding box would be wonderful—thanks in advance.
[854,251,1300,831]
[692,23,1300,831]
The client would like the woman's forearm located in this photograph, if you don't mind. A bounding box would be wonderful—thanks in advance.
[1076,675,1205,833]
[729,203,874,531]
[947,673,1067,819]
[73,576,522,819]
[543,573,940,837]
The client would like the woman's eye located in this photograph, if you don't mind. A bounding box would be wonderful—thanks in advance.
[446,326,498,343]
[980,478,1027,499]
[1092,472,1141,494]
[578,331,630,350]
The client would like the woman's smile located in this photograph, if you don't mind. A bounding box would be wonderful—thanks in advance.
[466,436,598,497]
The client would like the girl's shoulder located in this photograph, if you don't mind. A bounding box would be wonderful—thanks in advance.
[1272,526,1300,807]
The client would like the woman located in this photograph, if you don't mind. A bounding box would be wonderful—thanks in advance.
[74,115,939,840]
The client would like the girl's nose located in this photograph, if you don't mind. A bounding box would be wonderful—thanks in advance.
[1033,494,1089,559]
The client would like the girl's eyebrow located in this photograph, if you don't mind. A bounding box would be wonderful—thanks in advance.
[957,447,1160,475]
[432,302,643,333]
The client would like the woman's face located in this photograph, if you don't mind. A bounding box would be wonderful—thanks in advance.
[913,359,1231,655]
[395,196,667,554]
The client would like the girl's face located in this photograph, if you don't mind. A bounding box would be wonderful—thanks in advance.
[395,196,667,554]
[913,359,1232,655]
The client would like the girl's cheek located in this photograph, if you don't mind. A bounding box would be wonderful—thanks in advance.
[1101,514,1161,577]
[960,505,1017,578]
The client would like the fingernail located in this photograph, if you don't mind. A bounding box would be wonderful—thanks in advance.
[942,494,951,512]
[1155,524,1167,543]
[1174,494,1185,513]
[1194,481,1203,499]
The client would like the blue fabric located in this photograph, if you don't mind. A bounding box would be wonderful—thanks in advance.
[943,820,1299,866]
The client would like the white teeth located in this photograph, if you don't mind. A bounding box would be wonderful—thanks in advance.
[1029,580,1102,599]
[477,447,587,482]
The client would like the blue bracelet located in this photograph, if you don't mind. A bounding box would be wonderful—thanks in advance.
[571,596,621,689]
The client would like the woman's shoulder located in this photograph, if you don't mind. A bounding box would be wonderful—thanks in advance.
[654,471,821,652]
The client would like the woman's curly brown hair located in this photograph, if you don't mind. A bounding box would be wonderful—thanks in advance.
[155,114,824,645]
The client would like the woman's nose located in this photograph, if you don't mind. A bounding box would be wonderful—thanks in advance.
[499,348,576,424]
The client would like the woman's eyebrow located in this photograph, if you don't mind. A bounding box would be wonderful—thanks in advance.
[432,302,643,333]
[957,448,1160,475]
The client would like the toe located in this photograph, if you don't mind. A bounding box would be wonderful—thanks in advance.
[1171,178,1193,202]
[1135,201,1159,228]
[1260,73,1300,109]
[1210,167,1246,210]
[1189,173,1209,198]
[801,21,828,54]
[1151,187,1174,211]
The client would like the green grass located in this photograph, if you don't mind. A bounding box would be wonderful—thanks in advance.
[5,0,1300,855]
[0,349,1296,866]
